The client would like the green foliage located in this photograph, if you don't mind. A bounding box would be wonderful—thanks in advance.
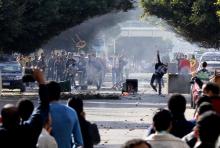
[0,0,133,53]
[141,0,220,48]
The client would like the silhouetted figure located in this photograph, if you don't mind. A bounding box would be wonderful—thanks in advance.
[194,111,220,148]
[150,51,167,95]
[16,99,34,123]
[68,97,100,148]
[47,81,83,148]
[0,69,49,148]
[146,109,189,148]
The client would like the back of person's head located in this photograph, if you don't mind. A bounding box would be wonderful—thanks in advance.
[16,99,34,121]
[67,97,83,115]
[197,95,210,108]
[197,111,220,143]
[47,81,61,101]
[202,62,207,68]
[153,109,172,132]
[197,102,213,116]
[203,82,220,96]
[1,104,20,128]
[122,139,151,148]
[168,94,186,115]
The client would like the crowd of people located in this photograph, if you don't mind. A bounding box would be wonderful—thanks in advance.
[16,51,128,90]
[0,54,220,148]
[174,52,198,75]
[0,69,100,148]
[125,83,220,148]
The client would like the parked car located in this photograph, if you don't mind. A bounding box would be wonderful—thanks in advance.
[199,52,220,62]
[0,61,25,92]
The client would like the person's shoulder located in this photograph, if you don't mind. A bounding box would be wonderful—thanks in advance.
[210,95,220,100]
[65,106,78,115]
[145,133,156,140]
[167,133,189,144]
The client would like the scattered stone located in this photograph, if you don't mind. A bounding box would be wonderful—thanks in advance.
[129,128,135,131]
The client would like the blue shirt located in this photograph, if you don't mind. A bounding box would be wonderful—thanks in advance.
[50,102,83,148]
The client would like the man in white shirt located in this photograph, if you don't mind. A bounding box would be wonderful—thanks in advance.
[37,114,58,148]
[145,109,189,148]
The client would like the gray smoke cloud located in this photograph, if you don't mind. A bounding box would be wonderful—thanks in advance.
[42,5,201,63]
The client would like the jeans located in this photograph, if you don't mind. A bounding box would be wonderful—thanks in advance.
[150,73,162,95]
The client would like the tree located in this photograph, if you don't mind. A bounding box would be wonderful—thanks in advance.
[0,0,133,53]
[141,0,220,48]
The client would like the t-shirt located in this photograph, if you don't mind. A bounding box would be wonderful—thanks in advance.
[50,102,83,148]
[197,69,210,81]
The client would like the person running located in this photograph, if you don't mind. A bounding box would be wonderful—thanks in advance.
[150,50,167,96]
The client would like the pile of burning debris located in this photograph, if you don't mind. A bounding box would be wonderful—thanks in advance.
[60,92,120,100]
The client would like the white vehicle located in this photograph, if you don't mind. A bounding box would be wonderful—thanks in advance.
[199,52,220,62]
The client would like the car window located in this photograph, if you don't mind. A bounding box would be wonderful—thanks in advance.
[0,64,22,73]
[207,64,220,68]
[201,55,220,62]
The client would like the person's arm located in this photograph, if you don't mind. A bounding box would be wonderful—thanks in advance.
[72,111,84,146]
[157,50,161,63]
[23,69,49,145]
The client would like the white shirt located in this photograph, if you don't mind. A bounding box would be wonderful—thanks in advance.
[145,132,189,148]
[37,128,58,148]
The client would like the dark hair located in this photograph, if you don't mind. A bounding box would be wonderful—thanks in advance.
[168,94,186,115]
[198,102,213,116]
[1,104,20,128]
[202,62,207,68]
[122,139,151,148]
[153,109,172,132]
[204,82,220,96]
[16,99,34,121]
[67,97,83,115]
[197,111,220,143]
[197,95,210,108]
[47,81,61,101]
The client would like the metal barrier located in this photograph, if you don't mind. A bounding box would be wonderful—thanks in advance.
[168,63,178,74]
[167,74,191,94]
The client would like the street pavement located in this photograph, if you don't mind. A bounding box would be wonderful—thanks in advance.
[85,94,194,148]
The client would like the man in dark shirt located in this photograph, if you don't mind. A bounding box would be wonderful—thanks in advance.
[146,94,194,138]
[68,97,100,148]
[0,69,49,148]
[150,50,167,95]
